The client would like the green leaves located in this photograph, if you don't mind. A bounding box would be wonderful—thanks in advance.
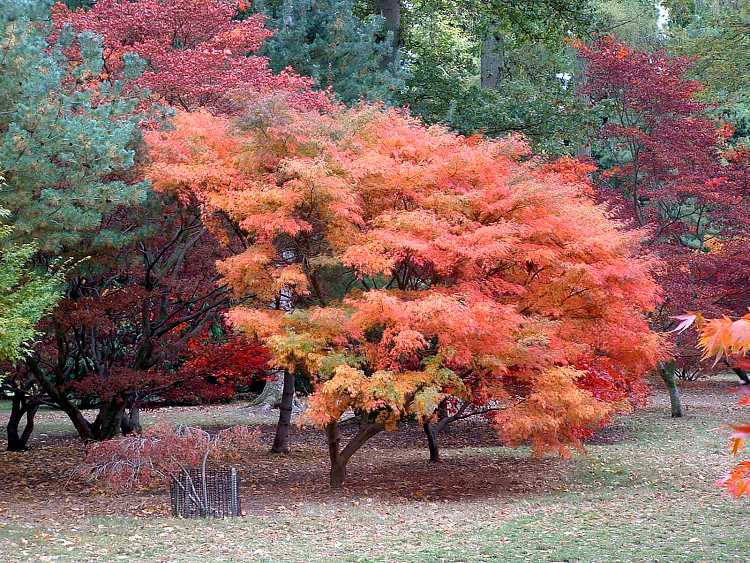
[254,0,404,106]
[0,203,64,363]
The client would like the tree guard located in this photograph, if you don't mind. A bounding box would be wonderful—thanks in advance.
[170,467,241,518]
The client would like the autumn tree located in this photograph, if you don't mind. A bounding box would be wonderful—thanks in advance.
[2,1,283,447]
[147,103,663,487]
[577,36,750,413]
[52,0,330,114]
[44,0,327,436]
[25,210,261,442]
[0,0,154,447]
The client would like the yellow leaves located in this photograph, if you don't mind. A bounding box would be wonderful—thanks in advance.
[226,308,282,340]
[340,242,395,278]
[703,235,723,253]
[304,359,463,430]
[730,423,750,451]
[729,435,746,457]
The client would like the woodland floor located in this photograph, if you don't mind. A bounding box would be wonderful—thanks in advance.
[0,375,748,562]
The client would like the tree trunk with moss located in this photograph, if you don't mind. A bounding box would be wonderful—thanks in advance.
[659,360,683,418]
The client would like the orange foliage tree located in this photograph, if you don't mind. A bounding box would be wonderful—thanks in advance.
[146,103,664,487]
[674,313,750,499]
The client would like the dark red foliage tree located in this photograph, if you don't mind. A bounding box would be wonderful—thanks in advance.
[19,205,268,443]
[577,37,750,394]
[52,0,330,114]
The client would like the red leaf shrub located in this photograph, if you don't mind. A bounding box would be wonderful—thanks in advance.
[79,424,260,490]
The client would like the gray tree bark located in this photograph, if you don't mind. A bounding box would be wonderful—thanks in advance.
[376,0,401,64]
[250,370,285,408]
[659,360,683,418]
[481,28,505,90]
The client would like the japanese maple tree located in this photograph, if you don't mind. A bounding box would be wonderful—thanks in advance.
[146,103,664,487]
[53,0,330,114]
[577,36,750,407]
[25,207,270,443]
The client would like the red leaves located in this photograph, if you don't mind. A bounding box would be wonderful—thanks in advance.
[578,36,750,384]
[578,37,721,207]
[79,424,260,490]
[53,0,330,115]
[575,358,648,407]
[165,334,269,403]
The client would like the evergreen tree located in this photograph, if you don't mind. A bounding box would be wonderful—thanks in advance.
[253,0,403,105]
[0,0,148,257]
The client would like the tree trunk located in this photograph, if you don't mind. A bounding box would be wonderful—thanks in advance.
[326,422,347,488]
[732,367,750,385]
[271,371,296,454]
[91,397,127,440]
[376,0,401,63]
[423,421,440,462]
[28,361,95,441]
[250,370,285,408]
[7,392,39,451]
[120,404,142,435]
[481,28,505,90]
[659,360,683,418]
[326,418,384,488]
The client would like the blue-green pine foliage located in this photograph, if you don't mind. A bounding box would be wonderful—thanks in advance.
[253,0,403,105]
[0,0,149,256]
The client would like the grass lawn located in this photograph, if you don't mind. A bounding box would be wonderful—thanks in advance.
[0,376,748,562]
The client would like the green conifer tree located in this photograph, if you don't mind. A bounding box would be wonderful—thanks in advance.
[0,0,149,257]
[253,0,403,105]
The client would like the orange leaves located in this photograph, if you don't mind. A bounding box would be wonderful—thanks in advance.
[687,312,750,499]
[690,314,750,363]
[721,413,750,499]
[226,307,283,340]
[717,461,750,499]
[493,367,612,456]
[146,101,663,453]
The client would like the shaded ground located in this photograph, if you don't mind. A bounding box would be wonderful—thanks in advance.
[0,375,748,561]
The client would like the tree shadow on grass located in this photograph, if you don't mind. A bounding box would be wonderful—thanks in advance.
[237,421,571,510]
[1,416,633,519]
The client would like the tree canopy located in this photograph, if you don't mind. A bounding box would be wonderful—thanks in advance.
[146,102,663,485]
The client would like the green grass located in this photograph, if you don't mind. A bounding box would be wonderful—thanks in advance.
[0,379,748,562]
